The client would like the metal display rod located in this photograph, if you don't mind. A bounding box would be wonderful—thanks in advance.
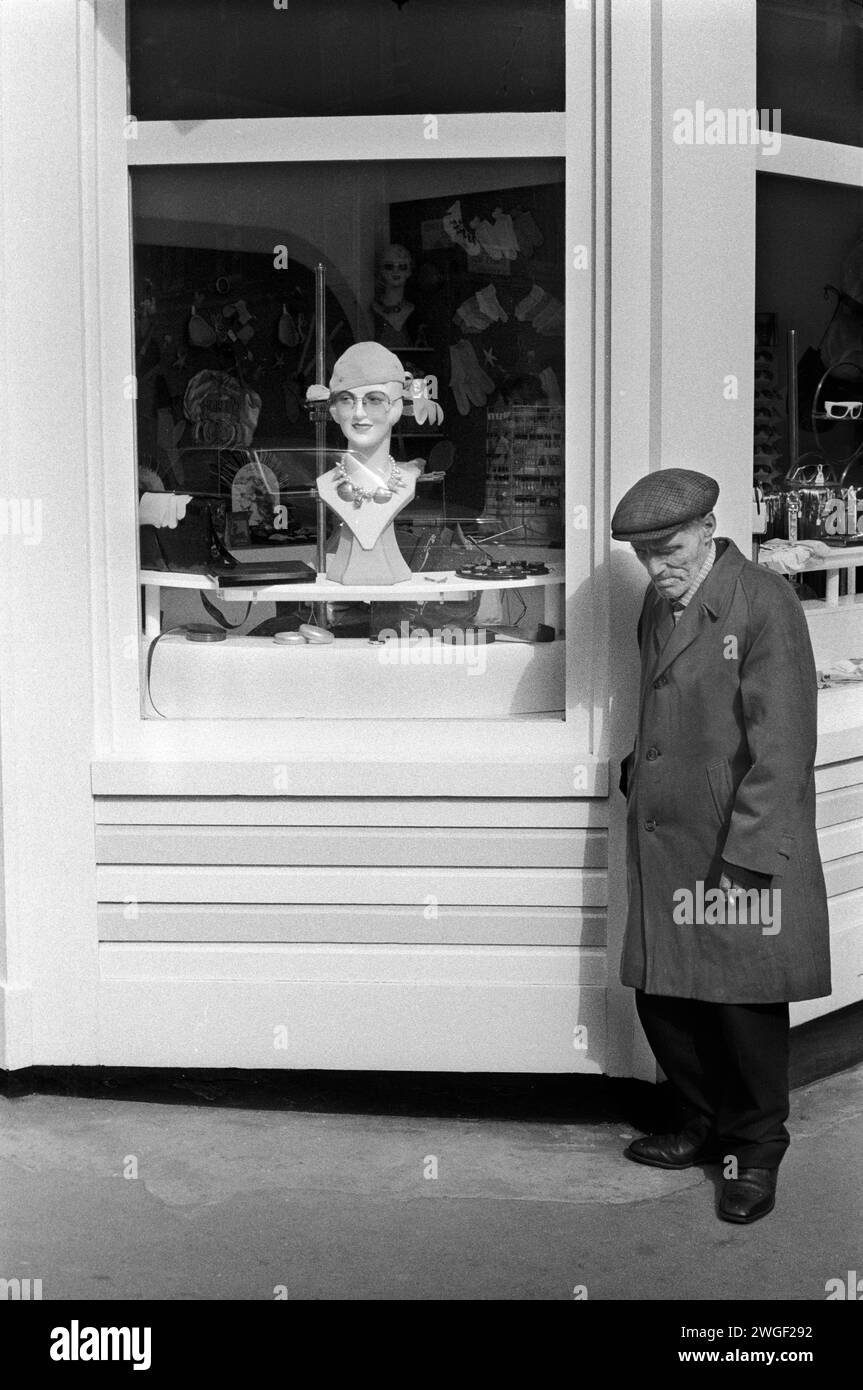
[305,262,330,627]
[787,327,799,472]
[315,263,328,583]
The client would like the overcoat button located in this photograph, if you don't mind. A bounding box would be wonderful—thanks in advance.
[654,676,667,688]
[646,747,659,761]
[644,819,656,831]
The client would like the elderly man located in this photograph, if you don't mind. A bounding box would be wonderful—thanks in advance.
[613,468,831,1223]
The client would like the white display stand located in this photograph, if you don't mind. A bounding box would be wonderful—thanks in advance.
[141,543,565,719]
[146,633,566,720]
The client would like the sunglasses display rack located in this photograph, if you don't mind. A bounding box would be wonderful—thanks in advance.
[753,331,783,488]
[485,405,564,543]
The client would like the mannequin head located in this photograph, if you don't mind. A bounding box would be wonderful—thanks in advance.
[330,383,404,453]
[376,244,413,296]
[327,341,406,458]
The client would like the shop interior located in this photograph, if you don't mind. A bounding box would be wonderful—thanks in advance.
[133,158,567,719]
[753,171,863,684]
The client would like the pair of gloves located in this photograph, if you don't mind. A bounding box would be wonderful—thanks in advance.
[443,201,544,262]
[512,209,544,258]
[515,284,564,336]
[449,340,495,416]
[408,378,445,427]
[470,207,518,261]
[139,492,192,529]
[442,200,480,257]
[453,284,509,334]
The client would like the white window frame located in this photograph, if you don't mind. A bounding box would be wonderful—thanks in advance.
[87,0,609,796]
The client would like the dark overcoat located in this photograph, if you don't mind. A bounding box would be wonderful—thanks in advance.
[620,537,831,1004]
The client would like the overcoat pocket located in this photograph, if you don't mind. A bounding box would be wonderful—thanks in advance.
[706,758,734,823]
[619,751,635,798]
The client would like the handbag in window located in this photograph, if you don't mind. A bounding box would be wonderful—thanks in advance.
[139,492,315,582]
[139,492,231,575]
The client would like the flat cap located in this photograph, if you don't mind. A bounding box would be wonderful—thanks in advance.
[611,468,719,543]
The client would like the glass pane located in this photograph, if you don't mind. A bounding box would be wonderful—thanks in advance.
[132,158,568,720]
[757,0,863,148]
[754,173,863,560]
[127,0,565,121]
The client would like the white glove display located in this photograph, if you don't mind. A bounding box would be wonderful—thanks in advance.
[453,284,509,334]
[449,340,496,416]
[138,492,193,529]
[443,200,481,257]
[515,284,564,335]
[471,208,519,261]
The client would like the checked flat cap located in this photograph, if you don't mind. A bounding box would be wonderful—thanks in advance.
[611,468,719,543]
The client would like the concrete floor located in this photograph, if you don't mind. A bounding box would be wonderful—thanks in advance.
[1,1063,861,1301]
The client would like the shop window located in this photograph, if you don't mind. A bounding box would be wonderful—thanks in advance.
[134,158,568,720]
[127,0,565,121]
[754,173,863,591]
[757,0,863,149]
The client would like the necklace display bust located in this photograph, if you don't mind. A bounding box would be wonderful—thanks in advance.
[312,343,433,586]
[318,451,420,584]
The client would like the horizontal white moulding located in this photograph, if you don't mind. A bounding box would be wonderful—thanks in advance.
[96,864,608,909]
[93,796,610,830]
[98,942,608,989]
[126,113,566,166]
[95,824,606,870]
[97,903,609,949]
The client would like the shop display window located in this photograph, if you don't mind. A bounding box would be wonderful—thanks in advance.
[133,158,568,719]
[754,173,863,607]
[757,0,862,149]
[127,0,565,121]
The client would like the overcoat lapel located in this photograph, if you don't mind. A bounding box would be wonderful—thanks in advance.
[648,540,748,683]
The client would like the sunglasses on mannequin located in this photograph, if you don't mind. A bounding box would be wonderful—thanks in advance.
[331,391,399,419]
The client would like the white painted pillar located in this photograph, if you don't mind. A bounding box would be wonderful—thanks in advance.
[0,0,100,1065]
[605,0,758,1078]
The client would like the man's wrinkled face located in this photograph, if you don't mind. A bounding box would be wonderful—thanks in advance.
[631,516,715,601]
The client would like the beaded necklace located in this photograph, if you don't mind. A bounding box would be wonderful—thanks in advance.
[334,456,404,507]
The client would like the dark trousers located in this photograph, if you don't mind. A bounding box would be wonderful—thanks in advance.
[635,991,791,1169]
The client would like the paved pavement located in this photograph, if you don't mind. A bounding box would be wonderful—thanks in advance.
[1,1064,860,1300]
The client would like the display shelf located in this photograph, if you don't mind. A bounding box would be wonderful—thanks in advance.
[758,543,863,604]
[140,565,564,602]
[140,558,565,639]
[758,543,863,573]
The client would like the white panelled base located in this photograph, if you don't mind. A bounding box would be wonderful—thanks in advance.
[792,759,863,1025]
[94,796,609,1072]
[96,977,607,1072]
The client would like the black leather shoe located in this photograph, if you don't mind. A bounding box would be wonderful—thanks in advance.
[719,1167,777,1223]
[624,1129,721,1169]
